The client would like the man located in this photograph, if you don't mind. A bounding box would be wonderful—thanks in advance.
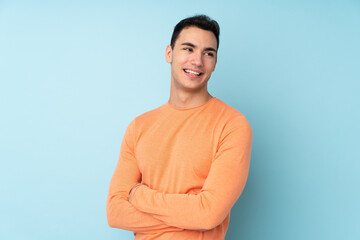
[107,15,252,239]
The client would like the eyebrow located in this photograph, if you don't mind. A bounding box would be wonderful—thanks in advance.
[180,42,217,52]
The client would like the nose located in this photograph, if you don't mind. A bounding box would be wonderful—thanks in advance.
[190,51,203,67]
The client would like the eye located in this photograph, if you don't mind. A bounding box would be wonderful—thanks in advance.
[183,47,193,52]
[204,52,214,57]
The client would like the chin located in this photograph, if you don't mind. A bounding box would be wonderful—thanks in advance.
[182,83,207,92]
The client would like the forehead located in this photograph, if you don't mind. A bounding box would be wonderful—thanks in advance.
[175,26,217,49]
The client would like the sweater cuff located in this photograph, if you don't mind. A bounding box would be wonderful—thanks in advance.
[129,183,144,203]
[129,183,142,202]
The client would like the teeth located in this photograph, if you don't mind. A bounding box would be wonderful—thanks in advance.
[185,69,201,76]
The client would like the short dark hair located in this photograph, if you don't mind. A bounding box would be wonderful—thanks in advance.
[170,15,220,51]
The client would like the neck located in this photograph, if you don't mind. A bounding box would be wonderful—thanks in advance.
[168,83,213,109]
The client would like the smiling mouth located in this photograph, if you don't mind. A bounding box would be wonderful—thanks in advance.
[184,69,202,76]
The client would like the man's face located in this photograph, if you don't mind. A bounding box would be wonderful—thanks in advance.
[166,26,217,92]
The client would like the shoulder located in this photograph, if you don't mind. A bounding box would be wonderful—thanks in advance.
[128,103,167,130]
[208,98,252,141]
[212,98,251,124]
[213,98,242,114]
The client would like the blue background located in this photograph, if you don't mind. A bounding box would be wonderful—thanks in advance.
[1,0,359,239]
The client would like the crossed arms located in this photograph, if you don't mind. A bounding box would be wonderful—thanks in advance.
[106,116,252,233]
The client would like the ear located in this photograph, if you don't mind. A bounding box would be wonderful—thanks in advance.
[165,45,173,63]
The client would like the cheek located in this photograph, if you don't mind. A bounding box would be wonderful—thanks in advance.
[174,53,189,64]
[205,62,216,72]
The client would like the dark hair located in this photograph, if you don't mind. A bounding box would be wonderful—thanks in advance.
[170,15,220,51]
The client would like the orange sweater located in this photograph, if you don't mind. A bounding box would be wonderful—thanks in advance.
[107,97,252,239]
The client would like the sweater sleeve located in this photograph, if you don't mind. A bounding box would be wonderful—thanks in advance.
[106,119,183,234]
[129,116,252,230]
